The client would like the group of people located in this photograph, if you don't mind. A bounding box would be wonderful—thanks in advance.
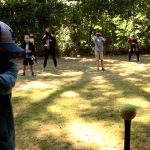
[21,28,141,75]
[94,31,141,71]
[0,21,142,150]
[21,27,57,76]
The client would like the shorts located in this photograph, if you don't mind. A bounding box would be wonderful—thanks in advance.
[23,58,34,66]
[95,51,103,60]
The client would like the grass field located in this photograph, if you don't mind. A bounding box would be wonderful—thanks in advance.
[13,55,150,150]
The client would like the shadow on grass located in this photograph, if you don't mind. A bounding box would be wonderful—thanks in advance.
[13,55,150,150]
[78,61,150,150]
[14,71,98,149]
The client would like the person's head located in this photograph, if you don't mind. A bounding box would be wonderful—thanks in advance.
[45,27,52,38]
[0,21,24,64]
[130,34,135,40]
[96,31,101,37]
[29,34,34,38]
[45,27,50,33]
[24,34,30,42]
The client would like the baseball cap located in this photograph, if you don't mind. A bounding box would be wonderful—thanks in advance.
[0,21,24,53]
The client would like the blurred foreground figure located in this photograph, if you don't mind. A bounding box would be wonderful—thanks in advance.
[0,21,24,150]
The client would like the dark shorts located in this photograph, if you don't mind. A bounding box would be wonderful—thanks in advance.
[23,58,34,66]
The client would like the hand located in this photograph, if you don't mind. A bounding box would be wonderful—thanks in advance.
[102,37,106,42]
[32,55,35,59]
[129,49,131,52]
[26,50,31,53]
[44,44,47,47]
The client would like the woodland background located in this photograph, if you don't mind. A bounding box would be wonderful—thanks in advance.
[1,0,150,56]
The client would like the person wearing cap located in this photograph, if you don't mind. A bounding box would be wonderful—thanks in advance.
[0,21,24,150]
[128,34,140,62]
[42,27,57,71]
[94,31,106,71]
[21,34,35,76]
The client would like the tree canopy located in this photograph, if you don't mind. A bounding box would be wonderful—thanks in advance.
[1,0,150,56]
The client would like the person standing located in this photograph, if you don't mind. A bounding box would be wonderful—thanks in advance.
[42,27,57,71]
[21,35,35,76]
[94,31,106,71]
[128,34,140,62]
[0,21,24,150]
[29,34,37,63]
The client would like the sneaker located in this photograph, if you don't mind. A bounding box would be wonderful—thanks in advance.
[102,68,105,71]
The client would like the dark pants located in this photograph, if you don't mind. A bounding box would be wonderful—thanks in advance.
[43,49,57,68]
[129,45,140,61]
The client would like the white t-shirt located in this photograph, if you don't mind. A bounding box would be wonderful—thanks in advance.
[95,36,105,52]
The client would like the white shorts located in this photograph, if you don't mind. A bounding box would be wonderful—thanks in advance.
[95,51,103,60]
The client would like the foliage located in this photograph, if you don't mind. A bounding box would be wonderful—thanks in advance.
[1,0,150,55]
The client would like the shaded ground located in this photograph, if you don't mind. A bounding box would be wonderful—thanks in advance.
[13,55,150,150]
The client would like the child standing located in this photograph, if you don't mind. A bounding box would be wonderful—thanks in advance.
[94,31,106,71]
[21,35,35,76]
[128,34,140,62]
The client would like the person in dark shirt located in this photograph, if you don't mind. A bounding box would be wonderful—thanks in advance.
[0,21,24,150]
[21,35,35,76]
[128,34,140,62]
[29,34,37,63]
[42,27,57,71]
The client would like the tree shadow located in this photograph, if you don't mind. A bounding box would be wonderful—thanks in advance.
[13,55,150,149]
[14,69,96,149]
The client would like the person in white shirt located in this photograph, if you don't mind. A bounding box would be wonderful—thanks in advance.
[94,31,106,71]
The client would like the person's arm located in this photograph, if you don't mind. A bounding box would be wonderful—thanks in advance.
[135,39,140,49]
[29,42,35,55]
[128,39,131,51]
[138,41,141,49]
[0,62,18,95]
[42,35,47,46]
[101,37,106,42]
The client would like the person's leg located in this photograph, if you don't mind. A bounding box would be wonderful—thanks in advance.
[129,46,134,61]
[96,60,100,70]
[95,51,100,70]
[128,49,132,61]
[100,52,105,71]
[29,59,34,75]
[136,50,140,61]
[22,59,27,75]
[43,50,50,70]
[23,65,26,75]
[30,65,34,75]
[50,50,57,68]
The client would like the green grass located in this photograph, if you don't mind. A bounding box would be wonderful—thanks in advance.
[13,55,150,150]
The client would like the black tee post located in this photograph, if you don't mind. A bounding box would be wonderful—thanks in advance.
[120,104,136,150]
[124,120,131,150]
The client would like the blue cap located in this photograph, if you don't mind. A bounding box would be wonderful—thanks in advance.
[0,21,24,53]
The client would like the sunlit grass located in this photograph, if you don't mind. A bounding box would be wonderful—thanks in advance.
[13,55,150,150]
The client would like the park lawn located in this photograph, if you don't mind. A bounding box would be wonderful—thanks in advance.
[13,55,150,150]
